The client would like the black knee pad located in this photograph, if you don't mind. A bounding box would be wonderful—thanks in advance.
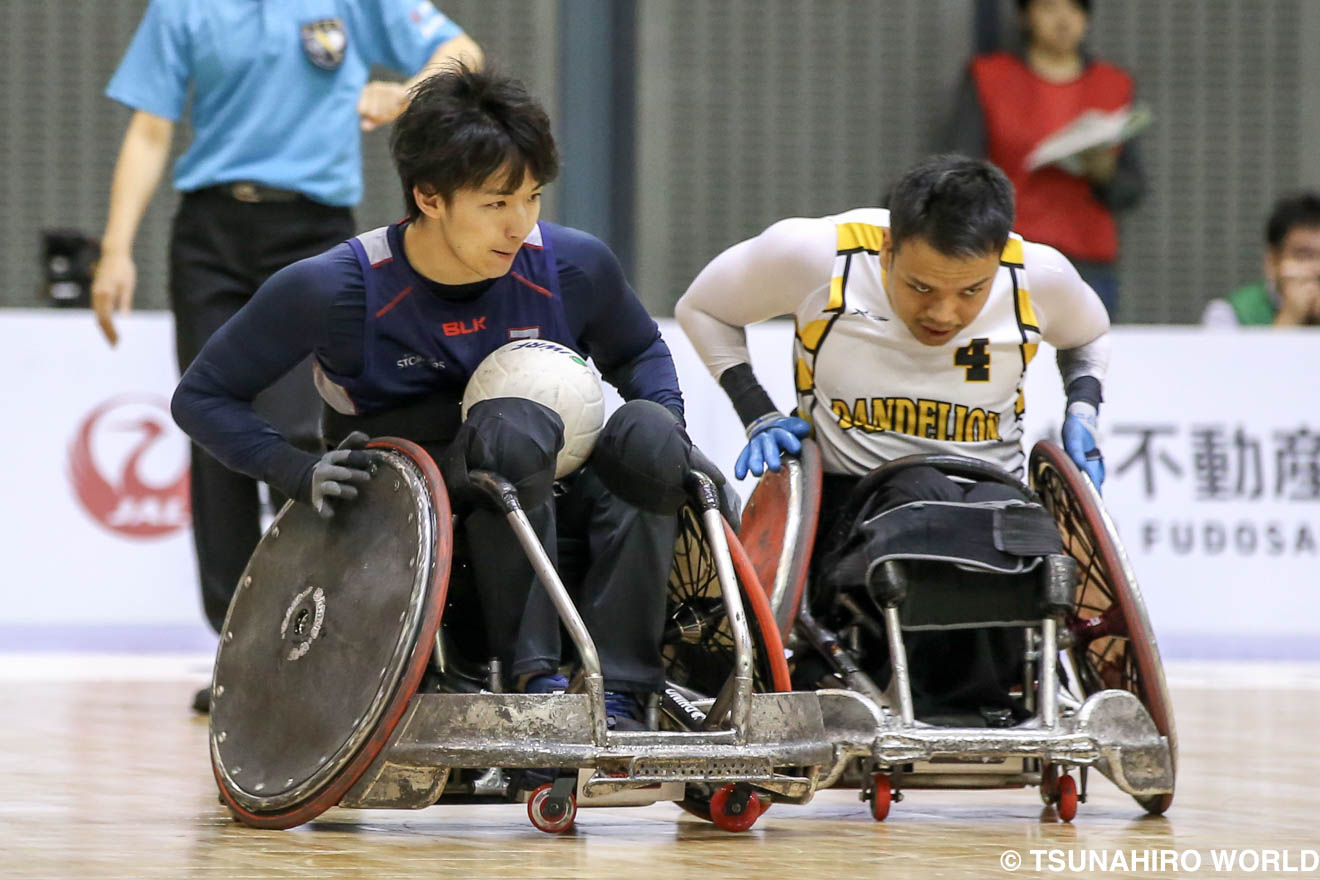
[590,400,692,515]
[441,398,563,509]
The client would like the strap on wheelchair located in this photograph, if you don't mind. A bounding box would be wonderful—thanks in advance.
[859,500,1063,577]
[846,501,1073,630]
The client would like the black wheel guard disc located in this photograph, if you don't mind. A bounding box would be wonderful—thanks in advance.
[210,447,438,815]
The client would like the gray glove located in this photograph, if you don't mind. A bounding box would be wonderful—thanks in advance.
[310,431,372,519]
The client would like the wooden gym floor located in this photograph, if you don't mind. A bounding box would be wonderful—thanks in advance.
[1,656,1317,880]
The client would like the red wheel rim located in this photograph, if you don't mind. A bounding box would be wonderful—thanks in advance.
[215,437,452,829]
[527,784,576,833]
[724,521,792,692]
[1056,774,1078,823]
[738,441,822,638]
[708,783,761,832]
[1029,440,1176,814]
[870,774,892,822]
[667,510,791,820]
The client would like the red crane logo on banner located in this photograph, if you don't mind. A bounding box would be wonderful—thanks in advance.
[68,395,191,538]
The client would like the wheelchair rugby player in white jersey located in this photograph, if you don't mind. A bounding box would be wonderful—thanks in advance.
[676,154,1176,822]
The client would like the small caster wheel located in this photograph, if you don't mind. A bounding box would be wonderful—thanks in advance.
[1039,762,1059,805]
[527,783,577,833]
[1056,773,1078,823]
[708,783,761,832]
[869,773,892,822]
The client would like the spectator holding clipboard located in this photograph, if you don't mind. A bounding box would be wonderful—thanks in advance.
[946,0,1146,319]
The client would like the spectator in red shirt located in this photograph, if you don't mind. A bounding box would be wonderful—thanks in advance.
[946,0,1145,319]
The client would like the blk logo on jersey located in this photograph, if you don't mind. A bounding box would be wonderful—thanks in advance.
[442,317,487,336]
[68,395,191,538]
[832,396,1003,443]
[301,19,347,70]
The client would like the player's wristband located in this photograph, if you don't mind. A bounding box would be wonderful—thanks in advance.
[718,362,779,428]
[1065,375,1103,411]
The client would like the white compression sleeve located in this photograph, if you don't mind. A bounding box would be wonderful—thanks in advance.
[1023,240,1112,350]
[674,217,836,380]
[1022,241,1111,397]
[1056,333,1110,390]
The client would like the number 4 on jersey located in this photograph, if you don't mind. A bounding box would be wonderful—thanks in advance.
[955,337,990,381]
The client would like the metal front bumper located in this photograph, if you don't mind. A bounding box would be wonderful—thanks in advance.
[815,687,1174,798]
[341,690,850,809]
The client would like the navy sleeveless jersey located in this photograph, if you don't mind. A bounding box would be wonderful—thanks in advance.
[315,221,577,415]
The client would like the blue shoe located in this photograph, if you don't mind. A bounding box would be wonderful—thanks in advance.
[605,691,646,731]
[525,673,570,694]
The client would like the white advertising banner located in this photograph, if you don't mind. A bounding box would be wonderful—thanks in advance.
[0,311,201,634]
[2,311,1316,657]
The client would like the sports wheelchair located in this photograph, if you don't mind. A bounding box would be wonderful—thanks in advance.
[207,437,856,833]
[737,439,1176,822]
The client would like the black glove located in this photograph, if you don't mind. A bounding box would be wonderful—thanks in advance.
[308,431,372,519]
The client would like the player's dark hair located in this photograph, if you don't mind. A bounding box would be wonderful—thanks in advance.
[1266,192,1320,248]
[887,154,1015,258]
[390,65,559,219]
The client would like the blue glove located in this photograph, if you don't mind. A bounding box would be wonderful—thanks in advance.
[1062,404,1105,491]
[735,415,811,480]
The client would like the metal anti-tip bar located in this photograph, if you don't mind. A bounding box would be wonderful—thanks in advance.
[1039,617,1059,728]
[884,607,916,726]
[686,469,754,737]
[470,469,609,745]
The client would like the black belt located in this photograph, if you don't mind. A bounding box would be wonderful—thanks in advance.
[199,182,308,204]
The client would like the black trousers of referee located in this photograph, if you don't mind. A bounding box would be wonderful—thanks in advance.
[170,189,355,633]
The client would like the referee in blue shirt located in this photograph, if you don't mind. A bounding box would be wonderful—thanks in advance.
[91,1,480,710]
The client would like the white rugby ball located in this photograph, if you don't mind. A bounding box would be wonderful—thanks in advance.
[461,340,605,479]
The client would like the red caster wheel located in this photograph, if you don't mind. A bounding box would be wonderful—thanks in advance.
[708,783,762,832]
[1055,773,1078,823]
[527,783,577,833]
[869,773,892,822]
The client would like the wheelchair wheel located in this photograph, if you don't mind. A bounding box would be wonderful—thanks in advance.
[1028,440,1177,815]
[663,505,791,696]
[738,440,823,639]
[663,504,791,821]
[211,438,452,829]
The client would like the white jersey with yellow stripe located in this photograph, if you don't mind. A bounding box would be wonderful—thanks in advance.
[675,207,1110,479]
[800,207,1041,475]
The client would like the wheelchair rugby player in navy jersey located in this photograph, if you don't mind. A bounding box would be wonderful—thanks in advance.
[171,68,843,833]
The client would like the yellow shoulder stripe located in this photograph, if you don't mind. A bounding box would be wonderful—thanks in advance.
[837,222,885,254]
[1016,284,1038,329]
[1000,237,1024,266]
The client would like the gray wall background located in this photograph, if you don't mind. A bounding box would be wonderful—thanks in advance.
[3,0,1317,324]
